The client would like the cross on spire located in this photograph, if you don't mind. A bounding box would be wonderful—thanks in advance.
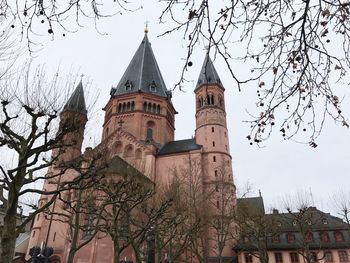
[144,21,149,34]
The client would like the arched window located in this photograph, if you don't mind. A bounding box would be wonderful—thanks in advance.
[124,144,134,157]
[148,102,152,112]
[131,101,135,111]
[156,105,160,114]
[146,120,156,140]
[122,103,126,112]
[118,104,122,113]
[206,95,210,105]
[211,95,214,105]
[143,102,147,111]
[127,102,131,111]
[152,103,157,113]
[83,205,97,239]
[135,148,142,159]
[146,128,153,140]
[114,141,123,154]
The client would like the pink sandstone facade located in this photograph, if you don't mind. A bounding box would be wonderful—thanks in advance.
[26,32,236,262]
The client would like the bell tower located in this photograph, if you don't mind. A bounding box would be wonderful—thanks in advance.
[195,54,232,175]
[57,80,88,162]
[26,81,87,259]
[195,54,236,259]
[102,32,177,146]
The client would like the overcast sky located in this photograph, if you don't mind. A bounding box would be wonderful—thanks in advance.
[20,1,350,214]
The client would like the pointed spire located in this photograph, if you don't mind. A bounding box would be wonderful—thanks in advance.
[62,81,87,114]
[111,34,168,98]
[195,53,222,90]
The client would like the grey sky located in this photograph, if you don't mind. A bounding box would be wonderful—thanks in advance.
[26,1,350,214]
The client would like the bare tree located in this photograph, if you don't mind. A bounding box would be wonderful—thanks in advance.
[177,161,211,263]
[0,22,20,79]
[282,203,325,263]
[159,0,350,144]
[0,0,141,52]
[333,191,350,232]
[154,176,203,263]
[159,160,235,263]
[208,166,236,263]
[0,64,97,262]
[78,157,172,263]
[96,175,154,263]
[3,1,349,143]
[234,200,272,263]
[53,178,105,263]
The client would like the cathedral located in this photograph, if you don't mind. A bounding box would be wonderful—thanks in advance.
[26,30,236,262]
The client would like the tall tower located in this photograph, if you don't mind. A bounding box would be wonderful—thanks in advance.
[102,32,177,146]
[195,54,233,182]
[26,81,87,258]
[57,80,88,162]
[195,54,236,259]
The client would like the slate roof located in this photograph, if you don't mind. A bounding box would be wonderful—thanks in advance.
[157,138,202,156]
[265,208,349,231]
[265,209,350,249]
[195,53,223,90]
[237,197,265,216]
[111,33,169,98]
[234,198,350,251]
[62,81,87,114]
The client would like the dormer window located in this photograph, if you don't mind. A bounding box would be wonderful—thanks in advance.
[125,80,133,91]
[149,81,157,92]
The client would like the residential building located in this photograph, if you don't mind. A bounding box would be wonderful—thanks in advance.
[234,197,350,263]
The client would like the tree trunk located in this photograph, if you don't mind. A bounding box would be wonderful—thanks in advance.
[0,188,18,263]
[67,190,82,263]
[113,240,120,263]
[259,249,269,263]
[218,251,223,263]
